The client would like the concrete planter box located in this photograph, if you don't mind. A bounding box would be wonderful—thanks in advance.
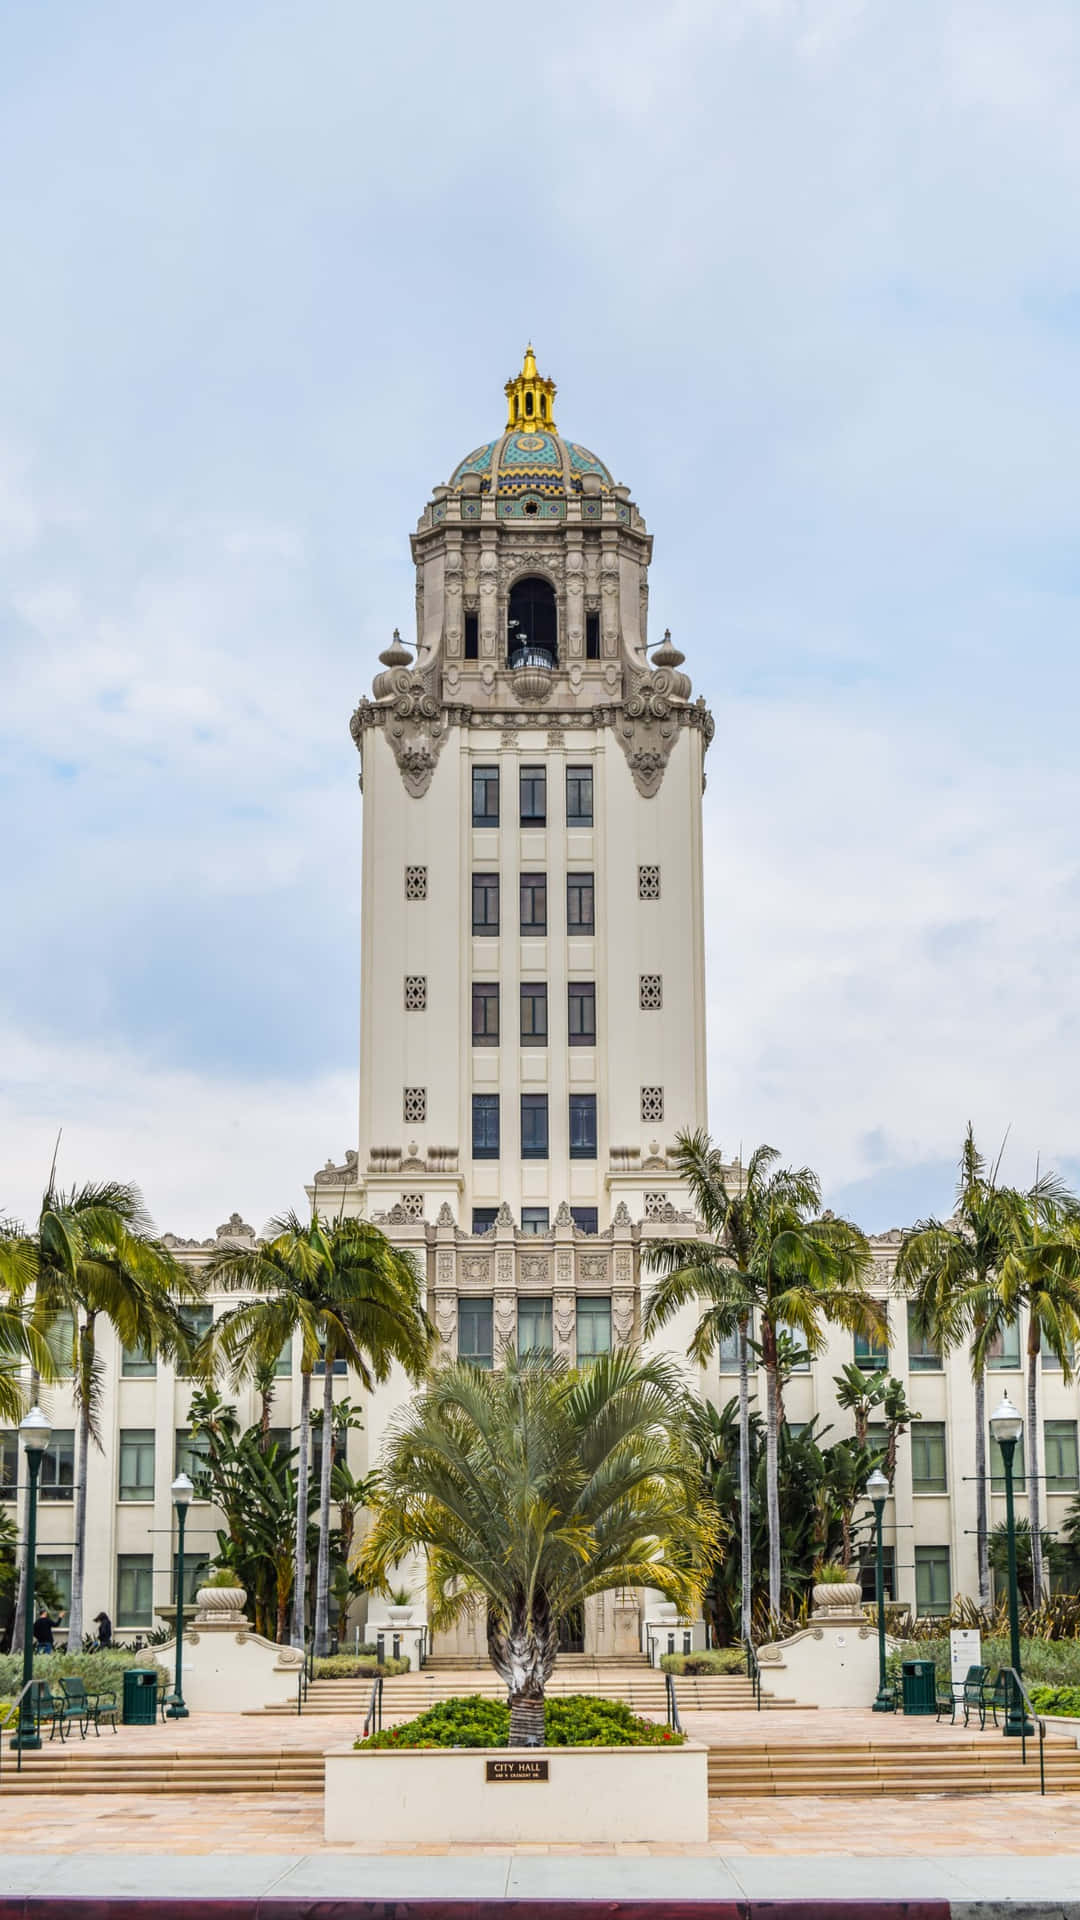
[324,1741,708,1845]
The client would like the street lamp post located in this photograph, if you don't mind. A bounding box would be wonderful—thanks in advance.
[167,1473,194,1719]
[12,1406,52,1751]
[867,1466,894,1712]
[989,1393,1033,1738]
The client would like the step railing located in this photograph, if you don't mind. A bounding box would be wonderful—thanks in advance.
[1,1680,43,1778]
[363,1674,384,1739]
[664,1670,683,1735]
[744,1636,762,1710]
[1000,1667,1046,1795]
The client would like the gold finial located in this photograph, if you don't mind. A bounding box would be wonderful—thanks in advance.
[504,344,557,435]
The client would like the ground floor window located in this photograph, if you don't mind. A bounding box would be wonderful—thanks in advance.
[518,1297,553,1354]
[914,1545,951,1617]
[459,1298,494,1369]
[576,1297,611,1361]
[116,1554,154,1628]
[37,1554,73,1616]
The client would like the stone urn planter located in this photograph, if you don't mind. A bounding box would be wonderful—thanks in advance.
[653,1601,679,1623]
[386,1604,415,1626]
[193,1582,249,1626]
[811,1579,864,1616]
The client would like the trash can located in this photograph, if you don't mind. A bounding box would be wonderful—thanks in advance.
[901,1658,937,1716]
[122,1667,159,1726]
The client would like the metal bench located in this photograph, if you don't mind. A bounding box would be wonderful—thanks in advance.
[29,1678,86,1743]
[937,1663,993,1728]
[60,1676,118,1736]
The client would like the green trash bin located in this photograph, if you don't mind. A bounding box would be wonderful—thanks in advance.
[122,1667,159,1726]
[901,1658,937,1716]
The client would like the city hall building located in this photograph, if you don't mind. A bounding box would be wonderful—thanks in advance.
[7,352,1078,1649]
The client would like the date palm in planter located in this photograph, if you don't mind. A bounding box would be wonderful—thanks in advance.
[357,1348,721,1746]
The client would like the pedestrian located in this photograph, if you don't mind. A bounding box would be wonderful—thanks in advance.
[32,1606,63,1653]
[93,1610,113,1650]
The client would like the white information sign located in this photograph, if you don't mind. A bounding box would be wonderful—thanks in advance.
[950,1627,982,1685]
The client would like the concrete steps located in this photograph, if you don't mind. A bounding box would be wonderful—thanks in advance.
[707,1737,1080,1797]
[1,1745,326,1795]
[263,1665,798,1717]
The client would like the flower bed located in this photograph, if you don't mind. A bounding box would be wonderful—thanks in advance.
[313,1653,409,1679]
[356,1692,683,1749]
[660,1647,746,1676]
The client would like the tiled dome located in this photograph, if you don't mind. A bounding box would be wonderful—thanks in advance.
[448,431,613,496]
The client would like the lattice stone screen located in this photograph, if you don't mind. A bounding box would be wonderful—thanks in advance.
[404,975,427,1010]
[638,865,660,900]
[639,974,663,1010]
[640,1086,664,1123]
[403,1087,427,1124]
[404,866,428,900]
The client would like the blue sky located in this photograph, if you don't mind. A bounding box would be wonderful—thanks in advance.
[3,0,1079,1236]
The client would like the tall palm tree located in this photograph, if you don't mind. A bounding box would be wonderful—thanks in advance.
[9,1178,196,1647]
[644,1131,876,1621]
[357,1347,721,1745]
[206,1210,432,1653]
[897,1127,1039,1608]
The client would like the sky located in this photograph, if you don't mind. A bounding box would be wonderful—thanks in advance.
[2,0,1079,1239]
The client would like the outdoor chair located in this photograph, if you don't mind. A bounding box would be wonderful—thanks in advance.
[30,1678,85,1743]
[155,1669,183,1722]
[938,1663,992,1729]
[60,1676,118,1737]
[990,1669,1013,1728]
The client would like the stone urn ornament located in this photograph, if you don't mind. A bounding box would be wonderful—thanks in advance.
[386,1584,415,1627]
[811,1564,864,1616]
[193,1570,249,1626]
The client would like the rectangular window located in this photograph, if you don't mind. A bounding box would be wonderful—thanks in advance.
[911,1421,948,1492]
[314,1334,348,1377]
[520,982,548,1047]
[854,1324,888,1371]
[568,981,596,1046]
[116,1554,154,1627]
[521,1207,550,1235]
[566,871,595,934]
[37,1553,73,1616]
[776,1318,811,1372]
[914,1545,951,1617]
[0,1431,16,1498]
[987,1316,1021,1370]
[472,1093,500,1159]
[571,1207,598,1235]
[520,872,547,934]
[178,1304,213,1376]
[275,1335,293,1378]
[906,1304,942,1371]
[521,1093,549,1159]
[518,1297,553,1354]
[471,1207,498,1234]
[472,872,500,934]
[860,1545,896,1604]
[717,1327,743,1374]
[119,1428,156,1502]
[174,1429,211,1491]
[519,765,547,825]
[866,1420,887,1462]
[990,1430,1026,1491]
[472,765,499,826]
[569,1093,598,1160]
[44,1310,75,1377]
[464,610,479,660]
[585,611,601,659]
[472,982,500,1046]
[566,766,593,826]
[1041,1328,1076,1370]
[172,1551,211,1610]
[121,1341,156,1379]
[1046,1420,1079,1492]
[459,1297,494,1370]
[577,1296,611,1361]
[39,1430,75,1502]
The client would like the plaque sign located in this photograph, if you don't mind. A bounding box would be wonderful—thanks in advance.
[486,1757,549,1783]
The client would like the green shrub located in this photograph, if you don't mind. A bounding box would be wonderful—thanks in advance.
[1030,1684,1080,1717]
[204,1568,245,1589]
[355,1691,681,1750]
[660,1648,746,1676]
[887,1636,1080,1691]
[0,1651,143,1697]
[314,1653,410,1679]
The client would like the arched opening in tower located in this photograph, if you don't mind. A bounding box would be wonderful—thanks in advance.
[507,576,557,668]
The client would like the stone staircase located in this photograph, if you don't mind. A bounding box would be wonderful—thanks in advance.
[263,1655,798,1718]
[0,1744,325,1795]
[707,1734,1080,1797]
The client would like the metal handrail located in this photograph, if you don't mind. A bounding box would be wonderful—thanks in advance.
[744,1637,762,1711]
[362,1673,383,1739]
[1000,1667,1046,1795]
[664,1670,683,1734]
[3,1679,44,1776]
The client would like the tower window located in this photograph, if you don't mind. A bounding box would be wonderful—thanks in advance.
[471,1207,498,1235]
[520,766,546,824]
[404,975,427,1011]
[464,611,479,660]
[405,865,428,901]
[521,1206,550,1235]
[569,1094,598,1160]
[567,872,594,933]
[472,766,499,826]
[639,974,662,1010]
[507,576,557,666]
[566,766,593,826]
[585,612,601,659]
[472,872,500,934]
[640,1086,664,1124]
[638,865,661,900]
[472,982,500,1046]
[571,1207,598,1235]
[568,982,596,1046]
[472,1094,500,1159]
[459,1297,494,1369]
[525,391,534,416]
[520,982,548,1047]
[403,1087,427,1124]
[520,873,547,934]
[521,1093,549,1159]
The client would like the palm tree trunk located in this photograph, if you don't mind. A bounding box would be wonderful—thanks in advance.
[1027,1324,1045,1602]
[67,1314,94,1648]
[764,1357,781,1620]
[313,1361,335,1656]
[11,1362,39,1653]
[292,1368,312,1650]
[488,1598,557,1747]
[738,1315,752,1643]
[973,1360,990,1608]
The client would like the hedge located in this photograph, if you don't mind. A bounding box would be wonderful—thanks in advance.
[355,1692,683,1749]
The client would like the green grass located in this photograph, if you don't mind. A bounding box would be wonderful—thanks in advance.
[355,1692,683,1749]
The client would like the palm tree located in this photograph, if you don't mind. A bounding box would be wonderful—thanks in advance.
[357,1347,721,1745]
[644,1131,876,1621]
[9,1178,196,1647]
[897,1127,1043,1607]
[206,1209,432,1653]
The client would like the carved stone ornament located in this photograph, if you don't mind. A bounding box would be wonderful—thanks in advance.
[579,1253,608,1283]
[612,1200,632,1227]
[521,1253,550,1284]
[434,1294,457,1348]
[193,1583,249,1627]
[461,1254,493,1284]
[554,1200,573,1227]
[436,1201,457,1227]
[494,1293,517,1345]
[612,1293,635,1345]
[607,636,715,798]
[350,633,448,798]
[553,1294,575,1354]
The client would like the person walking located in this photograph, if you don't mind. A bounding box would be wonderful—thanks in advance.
[32,1607,63,1653]
[92,1610,113,1650]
